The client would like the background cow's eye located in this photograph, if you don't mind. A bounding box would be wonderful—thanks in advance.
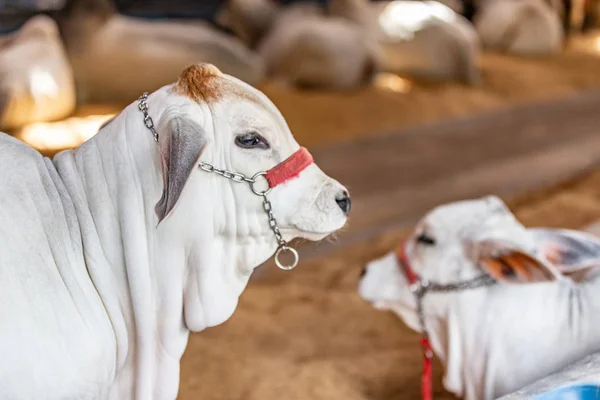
[235,132,270,150]
[416,233,436,246]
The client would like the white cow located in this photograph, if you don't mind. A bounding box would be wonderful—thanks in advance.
[473,0,564,55]
[218,0,380,90]
[59,0,264,102]
[0,15,76,130]
[328,0,481,84]
[0,63,350,399]
[360,196,600,400]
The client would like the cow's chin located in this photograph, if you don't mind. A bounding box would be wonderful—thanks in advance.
[366,297,422,333]
[281,228,331,242]
[285,213,348,242]
[388,303,422,333]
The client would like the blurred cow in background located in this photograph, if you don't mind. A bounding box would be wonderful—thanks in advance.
[0,14,75,131]
[473,0,563,55]
[1,0,595,129]
[435,0,564,54]
[218,0,380,90]
[328,0,481,84]
[56,0,264,102]
[360,196,600,400]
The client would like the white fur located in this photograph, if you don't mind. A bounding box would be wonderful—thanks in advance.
[474,0,563,55]
[219,0,379,90]
[63,15,264,102]
[257,3,379,90]
[0,69,348,399]
[360,196,600,400]
[329,0,481,84]
[0,15,75,130]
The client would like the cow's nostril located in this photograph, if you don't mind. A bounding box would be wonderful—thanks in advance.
[360,267,367,279]
[336,191,351,215]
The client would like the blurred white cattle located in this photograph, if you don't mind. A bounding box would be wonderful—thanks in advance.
[59,0,264,102]
[219,0,379,90]
[474,0,563,55]
[0,15,75,130]
[360,196,600,400]
[329,0,481,84]
[259,3,379,89]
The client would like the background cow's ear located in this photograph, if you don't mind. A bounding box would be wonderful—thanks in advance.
[155,116,207,222]
[530,228,600,283]
[472,238,561,283]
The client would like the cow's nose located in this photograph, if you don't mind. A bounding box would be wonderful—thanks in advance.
[335,190,351,215]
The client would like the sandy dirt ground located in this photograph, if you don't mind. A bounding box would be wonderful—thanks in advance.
[175,37,600,400]
[178,170,600,400]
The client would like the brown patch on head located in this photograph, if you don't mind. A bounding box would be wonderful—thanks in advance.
[175,64,225,102]
[172,64,289,139]
[174,63,263,106]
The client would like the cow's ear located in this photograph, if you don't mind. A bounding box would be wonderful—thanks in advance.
[530,228,600,283]
[472,238,561,283]
[155,116,207,222]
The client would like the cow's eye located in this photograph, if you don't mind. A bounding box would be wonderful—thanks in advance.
[235,132,270,150]
[416,233,436,246]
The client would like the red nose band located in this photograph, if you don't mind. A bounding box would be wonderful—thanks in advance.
[396,242,419,285]
[265,147,314,188]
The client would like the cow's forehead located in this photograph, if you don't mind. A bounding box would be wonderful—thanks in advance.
[425,197,517,237]
[174,64,284,127]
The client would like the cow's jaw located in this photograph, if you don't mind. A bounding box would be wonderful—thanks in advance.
[153,173,273,332]
[159,149,348,333]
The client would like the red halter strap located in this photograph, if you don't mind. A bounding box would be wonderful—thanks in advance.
[396,244,434,400]
[397,244,420,286]
[265,147,314,188]
[395,243,495,400]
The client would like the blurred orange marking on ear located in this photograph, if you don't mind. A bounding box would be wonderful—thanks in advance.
[503,253,532,280]
[481,251,557,282]
[481,259,506,281]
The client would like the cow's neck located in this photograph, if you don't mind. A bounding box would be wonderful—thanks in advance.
[53,96,275,399]
[434,280,600,400]
[53,101,172,398]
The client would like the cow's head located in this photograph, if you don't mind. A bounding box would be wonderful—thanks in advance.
[359,195,600,397]
[151,64,350,329]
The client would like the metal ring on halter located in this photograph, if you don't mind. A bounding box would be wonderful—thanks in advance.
[275,246,299,270]
[250,172,272,196]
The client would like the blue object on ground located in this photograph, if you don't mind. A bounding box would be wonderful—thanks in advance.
[499,353,600,400]
[535,384,600,400]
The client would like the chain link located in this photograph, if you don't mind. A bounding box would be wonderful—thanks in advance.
[137,92,298,269]
[199,162,299,269]
[199,162,253,184]
[200,161,289,248]
[406,261,496,345]
[138,93,159,142]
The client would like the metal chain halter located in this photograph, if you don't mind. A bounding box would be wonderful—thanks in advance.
[138,92,299,270]
[397,244,496,400]
[409,273,497,343]
[138,93,158,142]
